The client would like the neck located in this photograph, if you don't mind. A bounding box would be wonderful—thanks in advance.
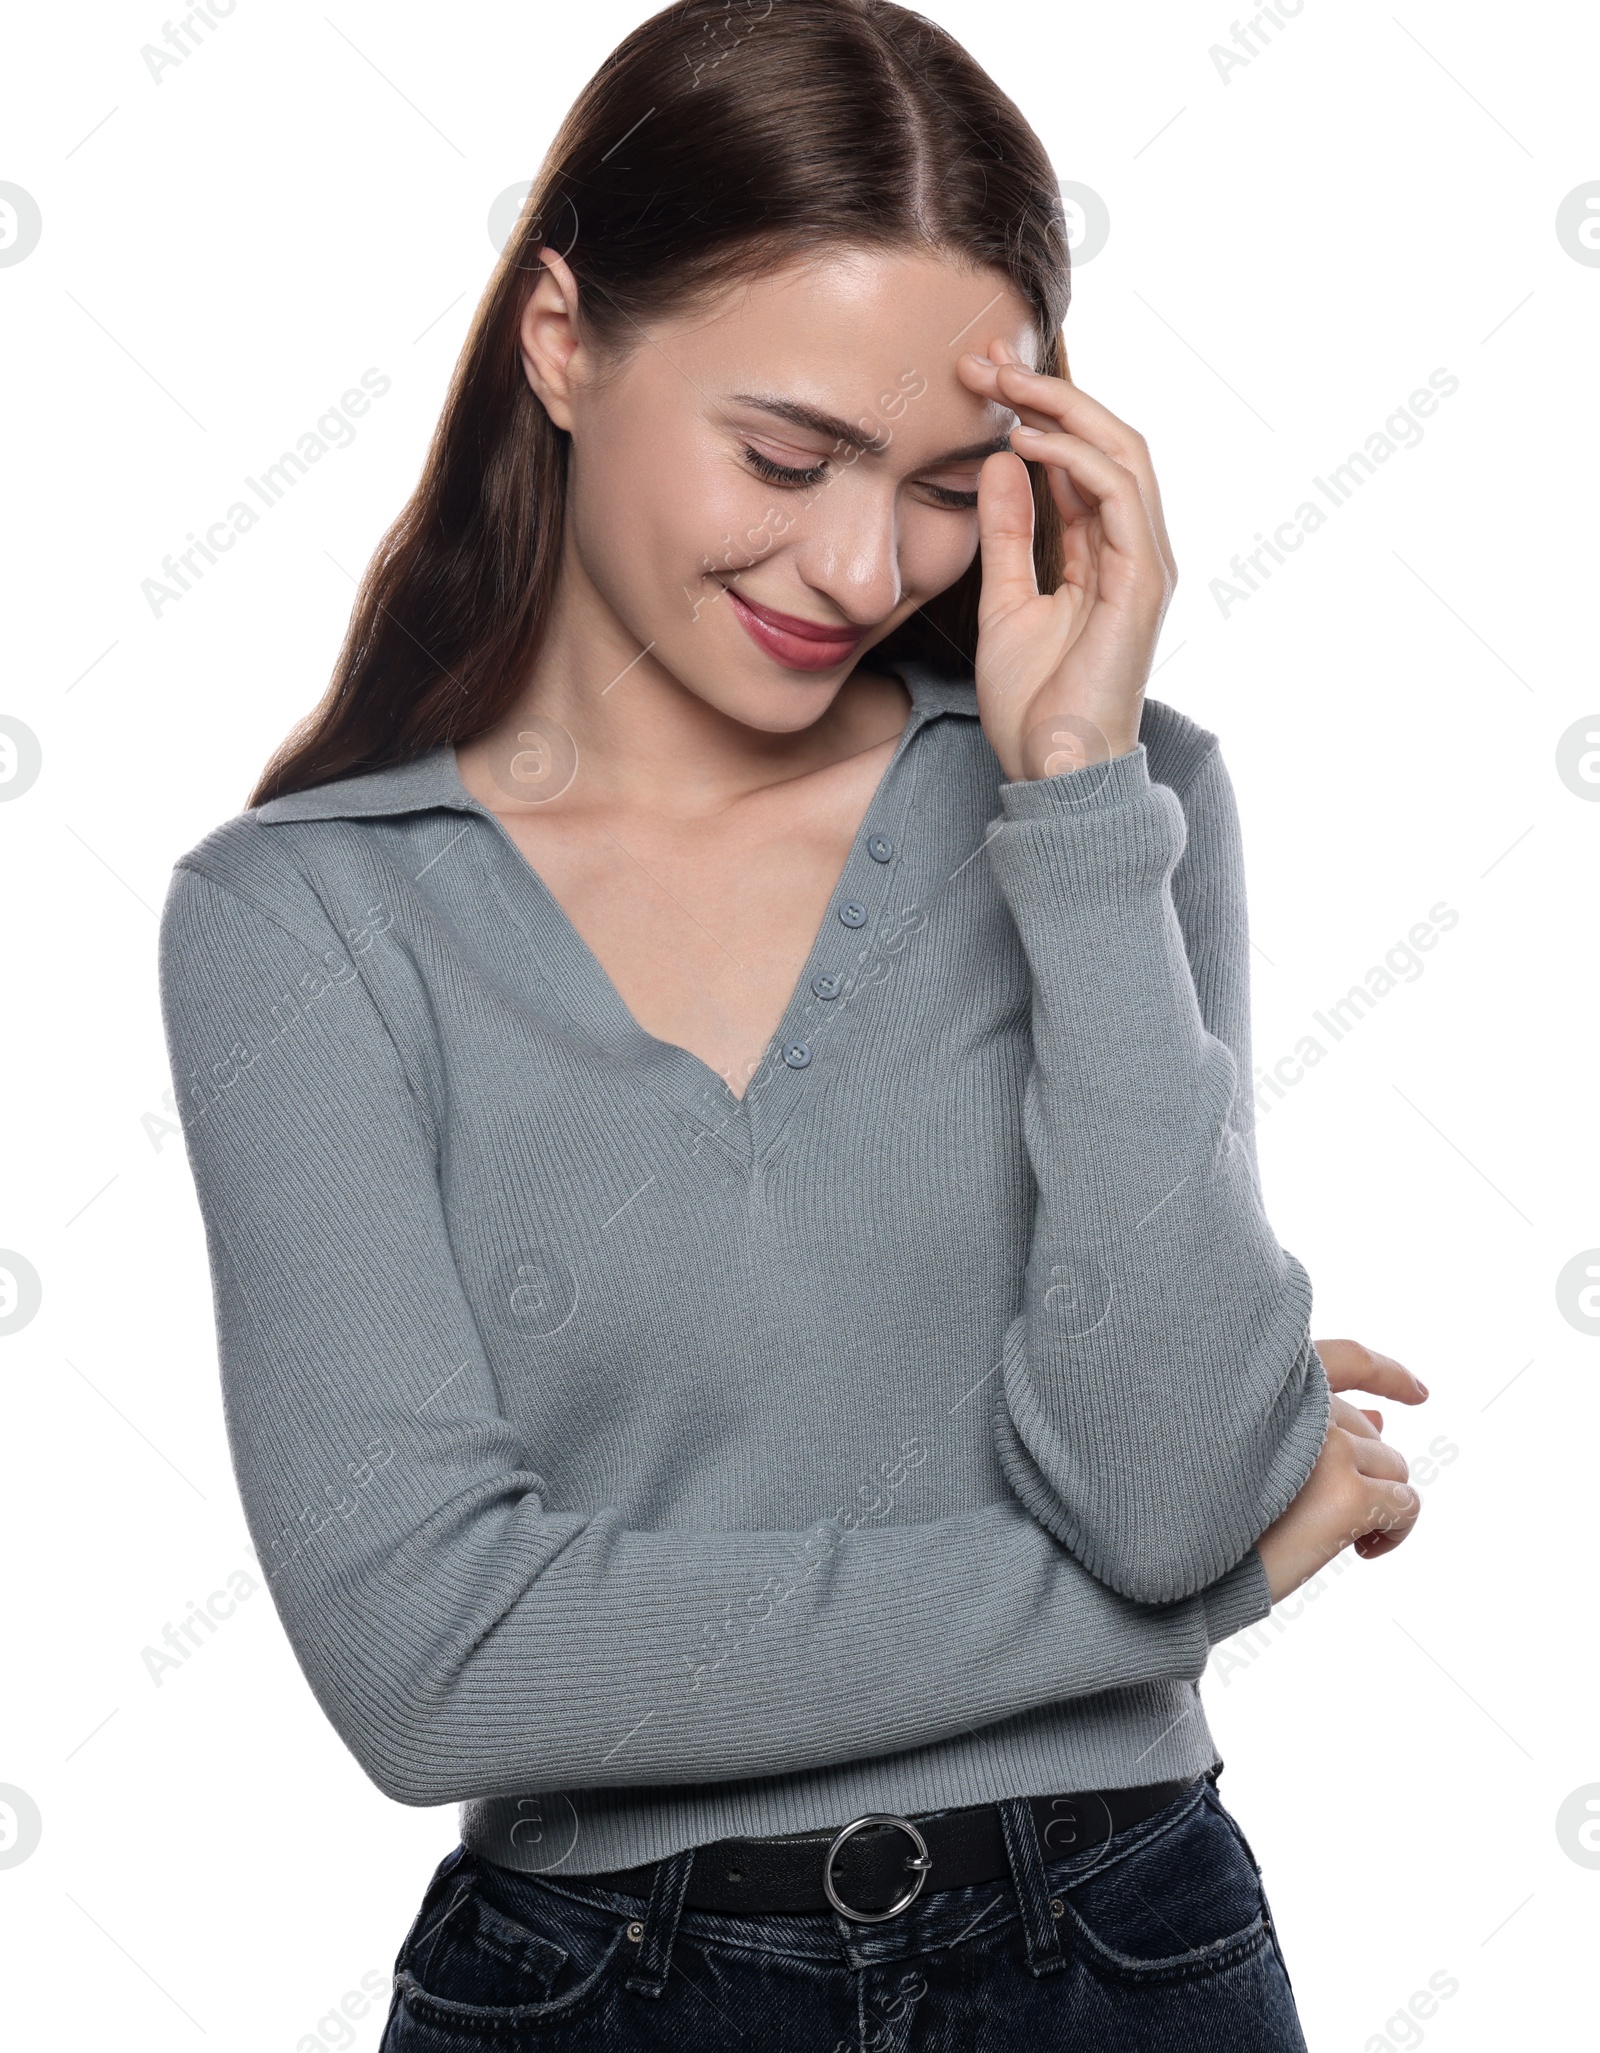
[461,547,911,823]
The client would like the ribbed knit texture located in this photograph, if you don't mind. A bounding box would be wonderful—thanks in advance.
[157,662,1330,1875]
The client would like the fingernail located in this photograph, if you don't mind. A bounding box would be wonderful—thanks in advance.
[1417,1380,1429,1397]
[968,353,994,367]
[1012,424,1045,438]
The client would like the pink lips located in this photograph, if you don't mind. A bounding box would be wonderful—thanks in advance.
[721,583,866,673]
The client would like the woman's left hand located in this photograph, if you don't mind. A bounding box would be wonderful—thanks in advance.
[1312,1337,1431,1559]
[956,338,1178,783]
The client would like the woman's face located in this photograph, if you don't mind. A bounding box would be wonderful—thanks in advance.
[526,246,1037,731]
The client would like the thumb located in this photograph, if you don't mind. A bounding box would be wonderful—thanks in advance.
[976,449,1039,628]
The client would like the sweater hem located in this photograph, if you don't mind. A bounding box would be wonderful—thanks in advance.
[456,1681,1224,1876]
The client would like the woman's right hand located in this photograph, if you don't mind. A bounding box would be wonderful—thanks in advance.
[1255,1392,1422,1605]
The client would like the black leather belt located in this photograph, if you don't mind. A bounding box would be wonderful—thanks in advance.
[567,1777,1199,1922]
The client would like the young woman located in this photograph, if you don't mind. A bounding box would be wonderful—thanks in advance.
[158,2,1428,2045]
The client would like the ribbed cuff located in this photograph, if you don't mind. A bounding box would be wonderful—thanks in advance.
[1200,1548,1273,1645]
[987,744,1187,915]
[996,741,1152,820]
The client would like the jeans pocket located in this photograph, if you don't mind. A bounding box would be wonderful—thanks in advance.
[396,1855,627,2029]
[1051,1787,1270,1986]
[1209,1795,1298,1995]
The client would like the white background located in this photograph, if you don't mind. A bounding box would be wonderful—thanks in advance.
[2,2,1596,2047]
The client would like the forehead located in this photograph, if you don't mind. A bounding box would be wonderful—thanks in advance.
[632,247,1037,420]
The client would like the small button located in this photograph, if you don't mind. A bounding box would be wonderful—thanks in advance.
[782,1041,813,1069]
[626,1920,645,1943]
[837,900,868,928]
[867,834,893,863]
[812,972,843,1000]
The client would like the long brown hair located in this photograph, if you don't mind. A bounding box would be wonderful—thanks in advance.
[248,0,1071,808]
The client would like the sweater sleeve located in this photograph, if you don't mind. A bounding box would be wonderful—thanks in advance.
[158,855,1270,1809]
[985,739,1331,1607]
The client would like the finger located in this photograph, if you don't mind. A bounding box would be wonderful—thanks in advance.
[1329,1394,1381,1439]
[1361,1407,1383,1432]
[1005,426,1166,592]
[1041,449,1101,530]
[955,345,1063,448]
[1352,1477,1420,1535]
[959,343,1152,520]
[1348,1433,1410,1486]
[1355,1483,1423,1556]
[989,343,1140,459]
[1354,1481,1422,1555]
[1036,438,1099,525]
[974,450,1039,623]
[957,345,1150,550]
[1315,1337,1429,1404]
[987,348,1178,586]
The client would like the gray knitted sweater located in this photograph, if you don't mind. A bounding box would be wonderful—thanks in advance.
[157,661,1330,1876]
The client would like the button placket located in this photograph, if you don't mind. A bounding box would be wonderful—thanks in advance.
[805,895,877,1043]
[747,710,930,1154]
[823,829,895,1005]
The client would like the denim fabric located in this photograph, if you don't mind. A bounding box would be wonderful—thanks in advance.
[377,1777,1308,2050]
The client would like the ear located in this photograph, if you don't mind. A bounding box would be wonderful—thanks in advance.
[518,250,586,432]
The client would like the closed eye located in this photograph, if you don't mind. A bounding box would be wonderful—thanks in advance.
[741,444,830,488]
[738,432,983,508]
[741,447,980,509]
[917,481,979,510]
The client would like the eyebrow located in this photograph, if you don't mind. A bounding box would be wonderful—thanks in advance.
[728,392,1012,465]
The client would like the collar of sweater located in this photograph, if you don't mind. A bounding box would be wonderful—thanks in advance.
[253,661,980,825]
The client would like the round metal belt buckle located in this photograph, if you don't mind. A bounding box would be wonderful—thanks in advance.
[822,1812,933,1923]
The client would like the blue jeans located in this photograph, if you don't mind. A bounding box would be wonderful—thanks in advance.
[377,1775,1308,2050]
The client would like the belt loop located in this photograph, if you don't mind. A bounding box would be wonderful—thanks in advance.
[997,1798,1066,1978]
[622,1846,696,1999]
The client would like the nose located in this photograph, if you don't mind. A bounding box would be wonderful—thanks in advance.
[789,474,903,629]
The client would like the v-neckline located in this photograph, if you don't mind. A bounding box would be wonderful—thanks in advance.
[445,672,935,1138]
[250,658,983,1152]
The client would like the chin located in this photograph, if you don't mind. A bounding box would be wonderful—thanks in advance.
[694,664,853,733]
